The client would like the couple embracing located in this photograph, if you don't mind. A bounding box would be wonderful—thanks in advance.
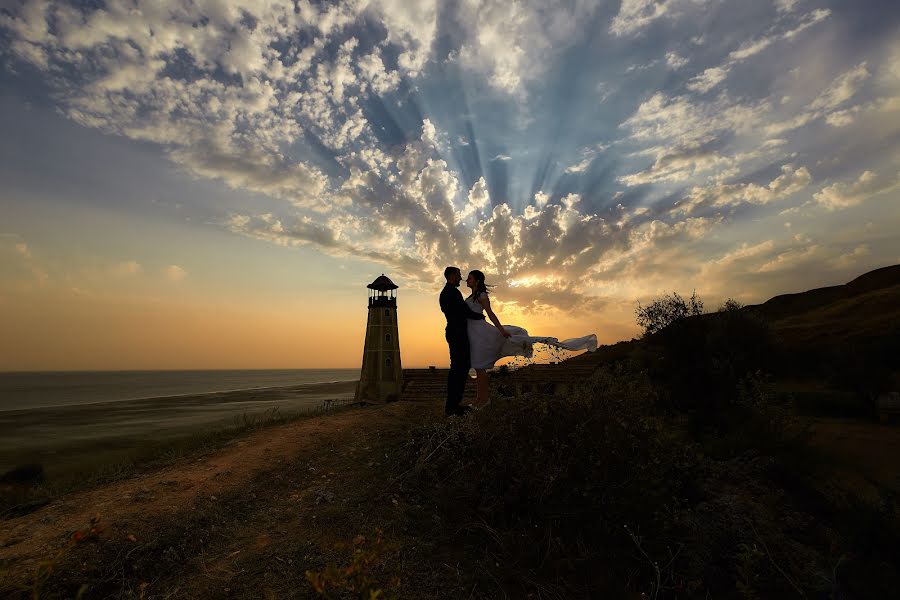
[439,266,598,417]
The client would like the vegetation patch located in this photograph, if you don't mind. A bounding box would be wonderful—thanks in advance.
[400,361,900,598]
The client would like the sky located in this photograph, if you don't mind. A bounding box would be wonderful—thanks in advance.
[1,0,899,371]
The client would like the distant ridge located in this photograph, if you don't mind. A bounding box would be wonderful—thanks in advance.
[401,265,900,398]
[756,264,900,321]
[515,264,900,380]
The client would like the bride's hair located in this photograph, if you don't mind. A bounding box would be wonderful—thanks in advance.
[467,270,491,299]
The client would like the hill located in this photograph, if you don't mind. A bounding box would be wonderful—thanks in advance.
[394,264,900,598]
[758,264,900,349]
[757,264,900,320]
[2,265,899,599]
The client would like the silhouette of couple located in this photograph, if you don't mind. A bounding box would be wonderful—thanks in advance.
[439,266,598,416]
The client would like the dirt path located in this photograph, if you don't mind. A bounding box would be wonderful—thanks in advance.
[1,401,471,599]
[806,417,900,500]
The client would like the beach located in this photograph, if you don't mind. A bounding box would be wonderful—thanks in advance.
[0,400,452,599]
[0,379,358,482]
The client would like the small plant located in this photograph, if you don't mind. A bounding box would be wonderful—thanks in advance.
[1,515,100,599]
[305,529,399,599]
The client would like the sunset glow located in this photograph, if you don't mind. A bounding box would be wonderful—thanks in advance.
[2,0,899,370]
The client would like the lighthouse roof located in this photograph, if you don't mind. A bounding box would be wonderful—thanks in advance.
[367,274,398,291]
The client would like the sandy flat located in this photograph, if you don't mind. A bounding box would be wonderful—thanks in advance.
[0,381,358,477]
[0,399,454,599]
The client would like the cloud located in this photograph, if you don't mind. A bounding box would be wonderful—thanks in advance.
[673,164,812,215]
[610,0,710,37]
[765,61,869,135]
[0,0,426,209]
[370,0,439,78]
[618,88,801,194]
[456,177,490,222]
[164,265,188,282]
[697,239,777,286]
[711,240,776,267]
[110,261,142,277]
[3,238,49,288]
[453,0,602,95]
[728,37,776,62]
[680,8,832,95]
[813,170,900,211]
[809,62,870,112]
[619,141,735,186]
[565,156,595,174]
[830,244,870,270]
[224,121,729,313]
[1,0,896,320]
[565,145,609,174]
[622,92,768,145]
[755,243,820,273]
[698,233,863,296]
[824,108,859,127]
[666,51,688,69]
[687,67,728,93]
[776,0,801,13]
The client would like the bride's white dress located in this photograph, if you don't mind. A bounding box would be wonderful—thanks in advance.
[465,294,598,369]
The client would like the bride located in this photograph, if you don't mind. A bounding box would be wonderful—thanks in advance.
[464,270,598,407]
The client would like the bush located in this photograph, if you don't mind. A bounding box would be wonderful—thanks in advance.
[718,298,744,312]
[400,363,900,597]
[402,364,700,597]
[704,371,802,459]
[640,308,776,436]
[636,291,704,337]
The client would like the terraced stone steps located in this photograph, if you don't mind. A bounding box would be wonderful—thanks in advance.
[401,368,476,402]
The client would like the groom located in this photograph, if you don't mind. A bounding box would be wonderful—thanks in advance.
[440,266,485,416]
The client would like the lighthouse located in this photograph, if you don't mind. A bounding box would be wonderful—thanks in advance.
[355,274,403,403]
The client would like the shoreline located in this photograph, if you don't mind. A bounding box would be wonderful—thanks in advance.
[0,380,359,477]
[0,378,359,414]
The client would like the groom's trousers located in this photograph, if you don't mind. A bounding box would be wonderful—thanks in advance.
[445,327,471,416]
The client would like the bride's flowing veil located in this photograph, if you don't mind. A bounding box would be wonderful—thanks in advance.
[498,327,597,361]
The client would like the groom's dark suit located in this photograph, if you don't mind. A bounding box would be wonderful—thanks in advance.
[440,283,485,416]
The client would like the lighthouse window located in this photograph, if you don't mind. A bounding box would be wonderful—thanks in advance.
[385,356,392,368]
[385,333,391,343]
[384,309,390,316]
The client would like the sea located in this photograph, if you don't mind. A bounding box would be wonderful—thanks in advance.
[0,369,359,412]
[0,369,360,478]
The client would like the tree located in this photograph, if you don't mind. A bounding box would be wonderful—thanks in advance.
[635,291,704,336]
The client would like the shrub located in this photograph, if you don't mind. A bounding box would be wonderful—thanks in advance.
[399,362,900,597]
[402,364,701,597]
[636,291,704,337]
[704,371,801,459]
[718,298,744,312]
[640,308,775,436]
[305,530,400,600]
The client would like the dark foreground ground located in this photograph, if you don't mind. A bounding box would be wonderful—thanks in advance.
[2,391,899,599]
[1,400,468,599]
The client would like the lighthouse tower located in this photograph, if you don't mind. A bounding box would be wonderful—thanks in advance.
[356,274,403,403]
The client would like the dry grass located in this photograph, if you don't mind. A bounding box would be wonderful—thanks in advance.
[0,402,358,521]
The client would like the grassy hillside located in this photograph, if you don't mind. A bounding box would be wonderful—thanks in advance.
[757,264,900,322]
[396,265,900,598]
[761,265,900,368]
